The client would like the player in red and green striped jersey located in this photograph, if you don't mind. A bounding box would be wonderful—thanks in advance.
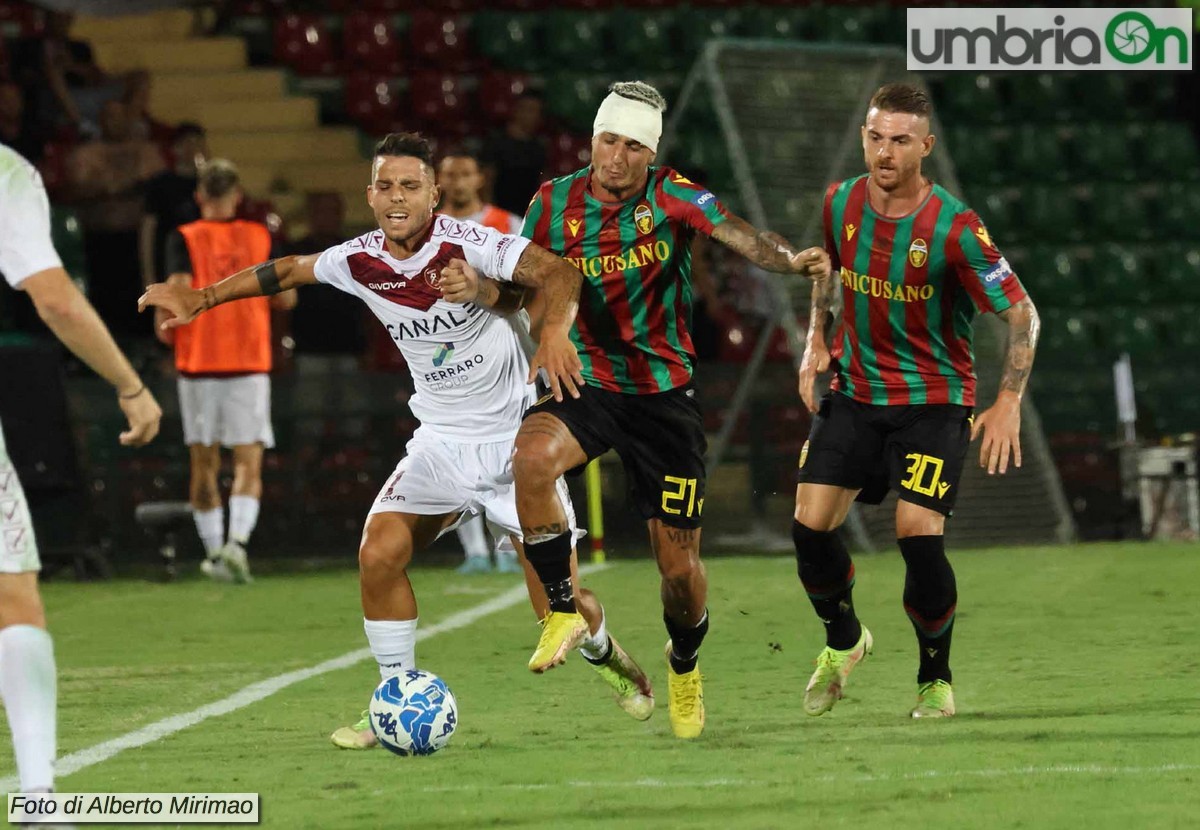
[492,80,831,740]
[793,83,1040,719]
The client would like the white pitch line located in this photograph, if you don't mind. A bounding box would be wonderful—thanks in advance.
[417,764,1200,794]
[0,564,608,791]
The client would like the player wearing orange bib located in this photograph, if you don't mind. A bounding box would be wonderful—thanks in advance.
[160,159,296,582]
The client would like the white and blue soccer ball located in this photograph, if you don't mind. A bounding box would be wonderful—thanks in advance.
[369,669,458,756]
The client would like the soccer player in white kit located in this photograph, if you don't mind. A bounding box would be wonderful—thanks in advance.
[0,144,162,799]
[139,133,654,750]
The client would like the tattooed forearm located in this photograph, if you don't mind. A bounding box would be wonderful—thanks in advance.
[254,260,282,294]
[807,270,839,345]
[477,279,528,314]
[712,215,799,273]
[512,244,582,330]
[202,286,217,310]
[997,297,1040,397]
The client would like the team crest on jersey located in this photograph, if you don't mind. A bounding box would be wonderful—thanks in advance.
[566,218,582,237]
[844,223,857,241]
[423,266,442,288]
[634,204,654,235]
[798,441,810,469]
[908,238,929,268]
[974,224,994,249]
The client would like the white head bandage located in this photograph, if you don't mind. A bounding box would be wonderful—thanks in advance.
[593,83,665,152]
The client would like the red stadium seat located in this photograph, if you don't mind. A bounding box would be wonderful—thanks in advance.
[274,14,338,77]
[408,12,470,71]
[547,131,590,177]
[343,11,403,75]
[344,72,402,135]
[476,70,531,125]
[407,71,474,138]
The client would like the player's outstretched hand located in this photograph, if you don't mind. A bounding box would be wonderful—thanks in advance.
[529,329,584,402]
[440,257,480,304]
[971,394,1022,475]
[117,386,162,447]
[138,282,203,330]
[790,247,832,281]
[798,341,831,413]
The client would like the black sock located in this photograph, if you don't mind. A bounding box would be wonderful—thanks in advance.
[665,609,709,674]
[524,531,575,613]
[793,520,861,650]
[898,535,957,685]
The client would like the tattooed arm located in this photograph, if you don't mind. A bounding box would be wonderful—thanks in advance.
[508,243,585,400]
[797,273,841,413]
[711,214,831,279]
[138,255,321,329]
[439,258,530,314]
[970,295,1040,475]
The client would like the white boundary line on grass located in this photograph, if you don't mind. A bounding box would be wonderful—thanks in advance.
[0,564,608,791]
[417,763,1200,793]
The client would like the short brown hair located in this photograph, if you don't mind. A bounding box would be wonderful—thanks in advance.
[868,83,932,119]
[198,158,239,199]
[373,132,434,167]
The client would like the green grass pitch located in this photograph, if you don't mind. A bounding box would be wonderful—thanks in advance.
[2,542,1197,829]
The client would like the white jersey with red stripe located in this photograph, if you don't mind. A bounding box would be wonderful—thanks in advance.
[313,214,534,443]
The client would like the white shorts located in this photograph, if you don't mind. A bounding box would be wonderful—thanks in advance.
[178,374,275,448]
[0,429,40,574]
[369,428,577,547]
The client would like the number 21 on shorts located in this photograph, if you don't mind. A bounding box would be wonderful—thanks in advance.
[661,476,703,518]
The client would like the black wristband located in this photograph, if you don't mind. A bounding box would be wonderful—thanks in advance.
[119,384,147,400]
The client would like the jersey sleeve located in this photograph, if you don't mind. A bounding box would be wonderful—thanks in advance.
[0,162,63,289]
[520,184,551,245]
[947,209,1027,315]
[164,230,192,277]
[822,181,841,273]
[312,240,359,296]
[657,168,730,236]
[459,221,531,283]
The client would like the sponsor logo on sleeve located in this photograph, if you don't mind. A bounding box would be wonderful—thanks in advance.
[980,257,1013,285]
[692,190,715,207]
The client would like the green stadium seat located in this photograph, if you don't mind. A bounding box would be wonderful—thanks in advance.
[1150,305,1200,350]
[1069,124,1132,181]
[1140,122,1200,179]
[937,74,1004,125]
[544,72,608,132]
[740,6,806,40]
[1009,73,1075,123]
[1071,74,1132,121]
[1154,246,1200,302]
[1012,124,1067,182]
[1090,244,1154,305]
[1019,245,1084,308]
[1103,308,1162,357]
[676,8,743,59]
[1158,182,1200,238]
[473,12,546,73]
[1037,309,1099,369]
[978,189,1022,243]
[544,11,611,73]
[814,6,885,44]
[1022,186,1084,245]
[610,9,679,73]
[948,126,1003,187]
[1088,184,1153,243]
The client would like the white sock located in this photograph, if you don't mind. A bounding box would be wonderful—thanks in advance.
[363,618,417,680]
[578,607,609,661]
[456,517,488,558]
[227,495,260,545]
[0,625,56,792]
[193,506,224,558]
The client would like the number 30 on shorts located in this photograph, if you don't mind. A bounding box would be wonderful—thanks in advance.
[900,452,951,499]
[661,476,703,518]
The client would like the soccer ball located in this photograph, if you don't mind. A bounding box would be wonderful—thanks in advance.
[369,669,458,756]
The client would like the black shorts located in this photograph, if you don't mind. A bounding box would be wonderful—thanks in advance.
[526,383,707,528]
[797,392,973,517]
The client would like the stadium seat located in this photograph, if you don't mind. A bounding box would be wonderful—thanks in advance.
[408,11,470,71]
[1154,245,1200,303]
[1088,184,1153,243]
[1140,121,1200,179]
[938,74,1004,125]
[1103,308,1162,358]
[543,10,611,72]
[977,188,1022,243]
[544,72,607,132]
[813,5,884,43]
[1008,73,1077,123]
[274,14,338,77]
[1070,73,1131,121]
[675,8,743,60]
[1022,186,1084,244]
[1011,124,1067,182]
[472,12,545,72]
[1037,310,1098,367]
[610,8,679,72]
[740,5,806,40]
[1157,182,1200,238]
[1019,245,1083,308]
[407,72,474,139]
[477,70,532,125]
[1090,244,1153,305]
[343,72,401,135]
[546,130,590,177]
[342,11,404,75]
[1069,123,1131,181]
[949,126,1002,187]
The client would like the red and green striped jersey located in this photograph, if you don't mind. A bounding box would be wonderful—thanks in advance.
[823,175,1027,408]
[522,166,729,394]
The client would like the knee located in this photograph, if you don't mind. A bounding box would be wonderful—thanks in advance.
[793,500,842,533]
[358,536,411,581]
[658,552,703,591]
[512,435,562,490]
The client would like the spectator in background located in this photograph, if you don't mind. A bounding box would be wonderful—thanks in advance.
[480,91,546,216]
[140,122,206,289]
[0,81,43,163]
[68,98,164,339]
[12,10,123,138]
[123,70,173,146]
[438,152,522,233]
[287,192,367,356]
